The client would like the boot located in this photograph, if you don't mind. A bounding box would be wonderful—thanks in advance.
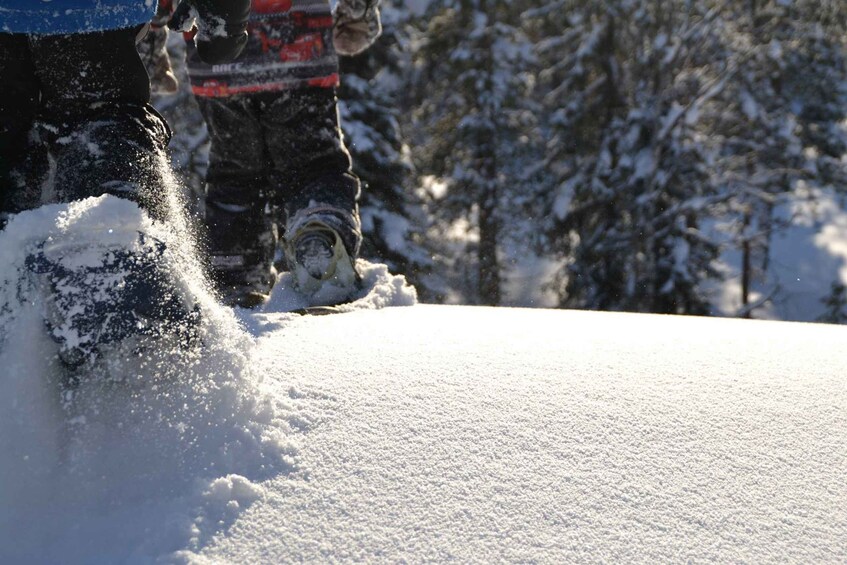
[205,199,278,308]
[283,213,361,305]
[25,231,200,371]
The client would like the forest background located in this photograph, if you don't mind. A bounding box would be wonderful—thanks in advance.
[156,0,847,323]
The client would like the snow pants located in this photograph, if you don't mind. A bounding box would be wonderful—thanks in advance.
[196,87,361,283]
[0,26,172,225]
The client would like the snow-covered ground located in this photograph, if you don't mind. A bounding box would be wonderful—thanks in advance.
[200,306,847,564]
[1,198,844,563]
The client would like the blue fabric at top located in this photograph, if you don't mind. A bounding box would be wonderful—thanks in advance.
[0,0,157,35]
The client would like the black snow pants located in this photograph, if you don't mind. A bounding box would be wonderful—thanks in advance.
[0,26,172,224]
[196,87,361,280]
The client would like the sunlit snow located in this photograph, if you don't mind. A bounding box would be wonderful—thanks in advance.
[0,196,843,564]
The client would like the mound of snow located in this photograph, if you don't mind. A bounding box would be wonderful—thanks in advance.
[198,306,846,563]
[236,258,417,336]
[0,197,305,563]
[261,259,417,313]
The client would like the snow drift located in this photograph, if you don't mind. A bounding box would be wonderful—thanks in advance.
[201,305,844,564]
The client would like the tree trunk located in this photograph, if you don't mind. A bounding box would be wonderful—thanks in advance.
[475,0,500,306]
[741,210,751,318]
[477,179,501,306]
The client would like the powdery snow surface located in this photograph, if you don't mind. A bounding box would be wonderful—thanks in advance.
[0,200,844,562]
[200,307,845,563]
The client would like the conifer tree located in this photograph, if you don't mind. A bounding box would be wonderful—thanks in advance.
[410,0,537,305]
[817,281,847,324]
[708,0,847,316]
[539,0,727,314]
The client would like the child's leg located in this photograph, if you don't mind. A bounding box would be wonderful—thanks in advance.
[196,95,277,306]
[28,27,173,221]
[0,33,42,223]
[10,29,198,368]
[259,87,362,261]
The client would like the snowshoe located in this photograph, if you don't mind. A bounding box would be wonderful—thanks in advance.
[25,232,200,372]
[291,305,343,316]
[284,220,361,306]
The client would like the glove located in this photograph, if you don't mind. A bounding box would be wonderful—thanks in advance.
[168,0,250,65]
[136,0,178,94]
[333,0,382,57]
[137,26,179,95]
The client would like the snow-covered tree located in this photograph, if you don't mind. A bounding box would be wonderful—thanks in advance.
[410,0,538,305]
[530,0,847,317]
[817,281,847,324]
[538,0,728,314]
[708,0,847,316]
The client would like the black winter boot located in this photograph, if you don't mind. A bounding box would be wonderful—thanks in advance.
[205,198,278,308]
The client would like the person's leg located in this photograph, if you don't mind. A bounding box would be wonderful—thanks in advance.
[0,34,43,225]
[260,87,362,263]
[29,26,173,221]
[19,29,200,371]
[195,95,277,306]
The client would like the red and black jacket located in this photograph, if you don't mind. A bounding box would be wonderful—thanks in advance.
[165,0,339,97]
